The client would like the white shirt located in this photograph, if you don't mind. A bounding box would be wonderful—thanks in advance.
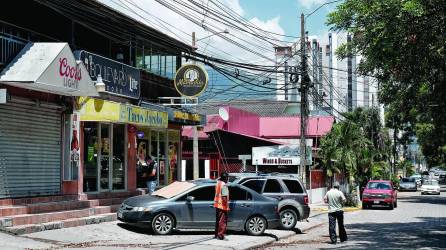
[324,188,346,213]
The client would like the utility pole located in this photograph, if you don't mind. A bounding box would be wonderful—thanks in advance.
[192,32,199,180]
[328,33,333,114]
[284,61,289,101]
[299,13,308,187]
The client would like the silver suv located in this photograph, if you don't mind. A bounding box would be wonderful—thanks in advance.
[230,173,310,230]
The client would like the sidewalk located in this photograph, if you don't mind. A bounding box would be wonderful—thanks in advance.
[0,206,357,250]
[310,202,362,213]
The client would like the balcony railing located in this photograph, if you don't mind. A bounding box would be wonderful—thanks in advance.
[0,33,27,68]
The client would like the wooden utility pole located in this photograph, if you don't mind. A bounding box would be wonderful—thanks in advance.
[299,13,308,186]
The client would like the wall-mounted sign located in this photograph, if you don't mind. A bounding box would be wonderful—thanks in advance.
[173,111,202,122]
[0,43,98,97]
[174,64,208,97]
[252,145,312,166]
[120,104,168,128]
[75,50,140,99]
[0,89,7,104]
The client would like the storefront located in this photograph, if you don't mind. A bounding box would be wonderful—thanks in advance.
[0,43,98,198]
[77,98,168,193]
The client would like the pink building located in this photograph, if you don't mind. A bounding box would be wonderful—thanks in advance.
[182,106,335,179]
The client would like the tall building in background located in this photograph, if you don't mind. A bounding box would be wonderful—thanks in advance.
[274,46,299,102]
[300,32,379,120]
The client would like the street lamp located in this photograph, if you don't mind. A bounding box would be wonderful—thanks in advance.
[192,29,229,49]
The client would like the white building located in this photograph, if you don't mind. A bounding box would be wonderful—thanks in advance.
[275,33,381,120]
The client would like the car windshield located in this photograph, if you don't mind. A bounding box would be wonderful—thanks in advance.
[152,181,196,198]
[401,178,414,182]
[423,180,439,186]
[367,182,391,190]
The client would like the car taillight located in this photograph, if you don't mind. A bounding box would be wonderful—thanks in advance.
[304,195,309,205]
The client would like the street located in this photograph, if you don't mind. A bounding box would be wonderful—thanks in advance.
[0,189,443,250]
[263,189,446,249]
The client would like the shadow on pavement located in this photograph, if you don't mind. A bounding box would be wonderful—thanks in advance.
[117,222,281,240]
[398,194,446,205]
[316,217,446,249]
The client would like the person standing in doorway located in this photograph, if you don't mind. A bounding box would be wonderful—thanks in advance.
[324,183,347,244]
[214,172,230,240]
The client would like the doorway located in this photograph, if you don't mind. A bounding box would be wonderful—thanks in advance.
[83,122,127,192]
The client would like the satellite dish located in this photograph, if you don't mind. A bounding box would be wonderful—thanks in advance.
[219,107,229,121]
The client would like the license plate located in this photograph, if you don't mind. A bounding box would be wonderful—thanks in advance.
[373,201,380,204]
[118,211,123,219]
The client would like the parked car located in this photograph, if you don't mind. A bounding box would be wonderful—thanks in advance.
[399,178,417,191]
[420,180,441,195]
[117,180,280,235]
[362,180,398,209]
[409,174,422,187]
[229,173,310,230]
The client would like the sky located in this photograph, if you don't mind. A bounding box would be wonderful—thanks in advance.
[100,0,341,101]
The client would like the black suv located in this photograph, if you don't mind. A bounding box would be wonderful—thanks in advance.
[229,173,310,230]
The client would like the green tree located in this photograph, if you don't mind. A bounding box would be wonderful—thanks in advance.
[327,0,446,167]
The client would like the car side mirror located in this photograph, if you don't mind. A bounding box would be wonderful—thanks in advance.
[186,196,195,202]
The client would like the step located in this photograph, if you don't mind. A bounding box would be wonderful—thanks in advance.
[84,191,142,200]
[0,195,78,206]
[0,206,28,217]
[26,200,96,214]
[0,204,119,227]
[3,213,117,235]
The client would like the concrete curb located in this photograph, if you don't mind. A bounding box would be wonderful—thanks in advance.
[243,213,327,250]
[311,206,362,212]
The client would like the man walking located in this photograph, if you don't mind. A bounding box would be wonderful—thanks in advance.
[324,183,347,244]
[214,172,230,240]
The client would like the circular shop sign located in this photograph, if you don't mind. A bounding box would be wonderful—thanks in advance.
[174,64,208,97]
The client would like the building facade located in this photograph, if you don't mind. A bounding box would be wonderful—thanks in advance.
[0,0,203,199]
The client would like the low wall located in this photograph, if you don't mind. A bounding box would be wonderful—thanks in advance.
[309,187,327,204]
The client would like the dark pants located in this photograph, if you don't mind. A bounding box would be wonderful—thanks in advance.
[328,211,347,243]
[215,209,228,238]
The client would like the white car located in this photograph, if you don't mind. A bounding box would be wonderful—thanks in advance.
[420,180,441,195]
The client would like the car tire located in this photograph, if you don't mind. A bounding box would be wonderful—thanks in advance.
[245,215,267,236]
[279,209,298,230]
[151,213,174,235]
[362,203,368,209]
[394,200,397,208]
[389,202,394,210]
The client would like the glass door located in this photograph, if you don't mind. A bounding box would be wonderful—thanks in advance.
[100,124,111,191]
[83,122,99,192]
[112,124,125,190]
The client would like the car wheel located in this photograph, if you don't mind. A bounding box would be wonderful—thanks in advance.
[389,202,394,210]
[280,209,298,230]
[245,216,267,236]
[152,213,174,235]
[394,200,397,208]
[362,203,368,209]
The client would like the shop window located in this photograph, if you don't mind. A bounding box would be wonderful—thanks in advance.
[83,122,98,192]
[112,124,125,190]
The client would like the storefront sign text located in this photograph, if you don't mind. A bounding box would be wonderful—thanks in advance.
[75,50,140,99]
[173,111,201,122]
[121,105,168,128]
[59,57,81,90]
[174,64,208,97]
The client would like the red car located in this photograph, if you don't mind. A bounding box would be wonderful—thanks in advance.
[362,180,398,209]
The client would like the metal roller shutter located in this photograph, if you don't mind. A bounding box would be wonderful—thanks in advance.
[0,97,62,198]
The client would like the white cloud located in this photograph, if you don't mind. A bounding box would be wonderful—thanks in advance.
[298,0,327,9]
[98,0,285,64]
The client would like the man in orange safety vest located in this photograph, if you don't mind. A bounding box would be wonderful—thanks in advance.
[214,172,230,240]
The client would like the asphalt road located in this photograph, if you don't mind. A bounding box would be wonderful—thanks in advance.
[262,188,446,250]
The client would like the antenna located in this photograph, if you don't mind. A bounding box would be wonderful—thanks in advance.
[218,107,229,121]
